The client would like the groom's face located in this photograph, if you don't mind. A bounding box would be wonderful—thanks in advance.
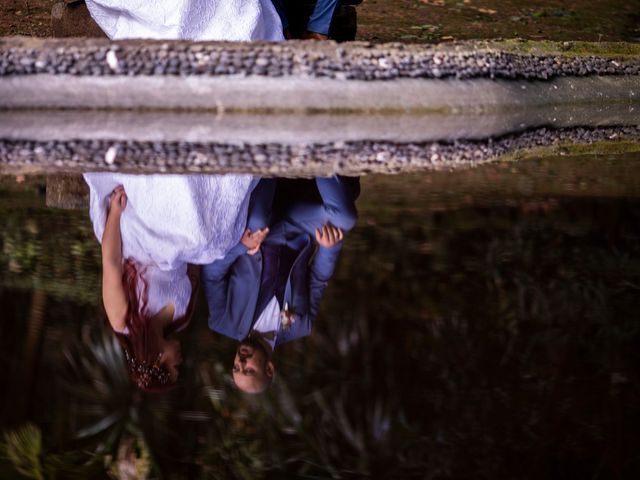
[232,339,274,394]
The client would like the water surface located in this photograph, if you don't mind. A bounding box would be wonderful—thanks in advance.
[1,152,640,478]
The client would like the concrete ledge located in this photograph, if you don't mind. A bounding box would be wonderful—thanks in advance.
[1,126,638,176]
[0,103,638,144]
[1,37,638,176]
[2,36,638,114]
[1,75,638,112]
[1,36,639,81]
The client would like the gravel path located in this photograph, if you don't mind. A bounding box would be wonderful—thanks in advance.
[1,125,638,175]
[1,37,639,80]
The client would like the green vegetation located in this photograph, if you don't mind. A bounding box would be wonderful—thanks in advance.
[2,424,44,480]
[0,179,100,305]
[500,141,640,163]
[488,39,640,58]
[2,164,640,478]
[0,423,110,479]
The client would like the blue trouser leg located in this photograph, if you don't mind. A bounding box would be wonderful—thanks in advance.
[307,0,339,35]
[246,178,277,231]
[270,0,289,30]
[284,175,358,235]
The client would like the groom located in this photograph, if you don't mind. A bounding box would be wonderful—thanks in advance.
[271,0,339,40]
[202,176,358,393]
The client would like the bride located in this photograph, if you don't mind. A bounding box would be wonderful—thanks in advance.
[84,1,283,391]
[86,175,269,391]
[85,0,284,42]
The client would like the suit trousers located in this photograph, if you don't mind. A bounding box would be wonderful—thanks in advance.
[271,0,339,35]
[281,176,358,235]
[247,178,277,232]
[248,175,357,238]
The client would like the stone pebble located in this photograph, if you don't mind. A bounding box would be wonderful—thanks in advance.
[0,41,639,80]
[0,125,638,175]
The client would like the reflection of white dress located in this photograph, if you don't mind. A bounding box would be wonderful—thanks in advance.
[86,0,284,41]
[84,173,258,320]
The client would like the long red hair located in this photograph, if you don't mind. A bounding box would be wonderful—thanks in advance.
[114,259,174,392]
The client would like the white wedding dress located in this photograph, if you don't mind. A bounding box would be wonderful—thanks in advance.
[85,173,258,322]
[86,0,284,41]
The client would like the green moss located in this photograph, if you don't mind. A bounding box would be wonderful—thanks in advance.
[498,140,640,163]
[485,39,640,59]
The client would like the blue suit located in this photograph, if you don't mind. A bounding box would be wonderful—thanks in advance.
[202,176,357,346]
[271,0,339,36]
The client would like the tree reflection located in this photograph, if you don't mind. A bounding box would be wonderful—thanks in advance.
[2,181,640,478]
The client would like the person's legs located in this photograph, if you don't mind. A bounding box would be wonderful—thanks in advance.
[315,175,358,231]
[246,178,277,231]
[284,175,358,234]
[270,0,289,34]
[306,0,339,36]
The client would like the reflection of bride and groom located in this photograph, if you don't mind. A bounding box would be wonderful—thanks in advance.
[83,0,354,393]
[87,174,359,393]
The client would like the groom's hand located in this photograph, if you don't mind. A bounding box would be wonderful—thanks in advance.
[315,224,344,248]
[241,228,269,255]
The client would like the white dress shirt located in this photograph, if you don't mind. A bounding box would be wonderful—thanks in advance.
[252,296,281,350]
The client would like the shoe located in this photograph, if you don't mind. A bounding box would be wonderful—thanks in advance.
[302,31,330,41]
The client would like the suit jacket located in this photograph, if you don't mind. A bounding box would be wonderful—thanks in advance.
[202,222,342,346]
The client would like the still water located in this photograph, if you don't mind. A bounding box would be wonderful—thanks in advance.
[1,150,639,479]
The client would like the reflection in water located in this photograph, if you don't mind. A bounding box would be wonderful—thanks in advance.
[85,173,258,390]
[1,168,640,478]
[3,125,640,176]
[203,176,359,393]
[85,174,359,393]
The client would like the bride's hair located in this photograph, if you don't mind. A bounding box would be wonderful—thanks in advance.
[114,259,175,392]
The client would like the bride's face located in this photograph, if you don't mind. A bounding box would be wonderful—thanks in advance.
[159,339,183,382]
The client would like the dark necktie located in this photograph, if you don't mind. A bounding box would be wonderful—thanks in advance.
[250,329,277,341]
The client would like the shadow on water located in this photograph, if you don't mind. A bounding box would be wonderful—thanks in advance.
[1,151,640,478]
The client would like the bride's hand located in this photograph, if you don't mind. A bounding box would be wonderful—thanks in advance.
[241,227,269,255]
[109,185,127,216]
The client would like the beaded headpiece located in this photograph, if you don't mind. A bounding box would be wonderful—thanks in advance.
[123,349,171,389]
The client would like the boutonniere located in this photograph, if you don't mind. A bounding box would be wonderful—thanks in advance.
[280,302,296,331]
